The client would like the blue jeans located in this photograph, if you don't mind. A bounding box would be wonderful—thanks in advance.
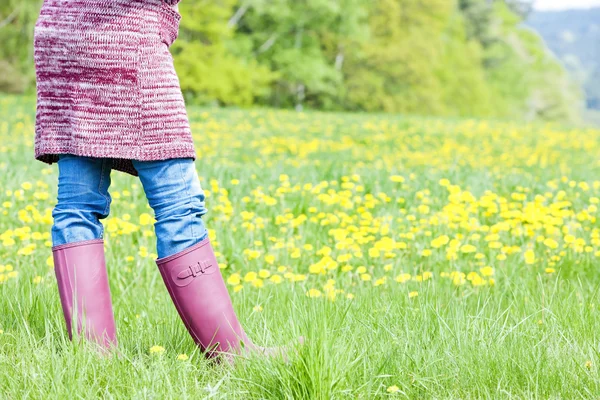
[51,155,208,259]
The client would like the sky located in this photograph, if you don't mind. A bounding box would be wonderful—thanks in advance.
[534,0,600,10]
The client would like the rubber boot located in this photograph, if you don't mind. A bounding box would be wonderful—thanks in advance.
[53,239,117,349]
[156,237,254,359]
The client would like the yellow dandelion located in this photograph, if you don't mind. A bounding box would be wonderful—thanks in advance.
[431,235,450,249]
[244,271,257,282]
[227,273,241,286]
[524,249,536,265]
[543,238,559,249]
[374,278,386,287]
[387,385,400,393]
[258,269,271,278]
[149,345,165,354]
[139,213,153,226]
[251,279,264,288]
[460,244,477,253]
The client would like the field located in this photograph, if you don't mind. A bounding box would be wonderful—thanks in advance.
[1,95,600,398]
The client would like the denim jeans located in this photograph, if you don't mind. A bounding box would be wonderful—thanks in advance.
[51,154,208,259]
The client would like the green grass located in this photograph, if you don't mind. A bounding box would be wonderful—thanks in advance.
[1,95,600,398]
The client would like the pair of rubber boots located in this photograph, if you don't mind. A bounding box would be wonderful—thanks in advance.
[53,237,251,359]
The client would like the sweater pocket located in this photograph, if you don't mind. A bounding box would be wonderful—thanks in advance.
[159,4,181,47]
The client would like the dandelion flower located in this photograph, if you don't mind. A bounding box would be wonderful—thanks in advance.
[460,244,476,253]
[227,273,241,286]
[149,345,165,354]
[524,249,536,264]
[395,273,411,283]
[244,271,257,282]
[139,213,153,226]
[258,269,271,278]
[387,385,400,393]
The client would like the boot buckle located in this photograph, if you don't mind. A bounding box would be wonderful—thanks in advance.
[173,259,215,287]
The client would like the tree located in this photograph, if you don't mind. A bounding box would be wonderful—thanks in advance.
[173,0,275,106]
[232,0,369,110]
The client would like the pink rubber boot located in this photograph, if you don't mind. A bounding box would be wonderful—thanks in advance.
[53,239,117,349]
[156,237,255,360]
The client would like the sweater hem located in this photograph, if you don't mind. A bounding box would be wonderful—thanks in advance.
[35,143,197,177]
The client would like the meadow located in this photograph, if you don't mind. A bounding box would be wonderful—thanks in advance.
[1,95,600,398]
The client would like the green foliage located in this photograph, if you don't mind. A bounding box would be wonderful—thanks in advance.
[232,0,369,110]
[173,40,275,106]
[0,0,583,122]
[174,0,582,122]
[0,0,42,92]
[172,1,276,106]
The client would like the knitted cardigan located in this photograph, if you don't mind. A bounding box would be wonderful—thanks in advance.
[33,0,193,176]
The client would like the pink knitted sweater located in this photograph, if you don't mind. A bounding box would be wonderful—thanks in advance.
[33,0,193,176]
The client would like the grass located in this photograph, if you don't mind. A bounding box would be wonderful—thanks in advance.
[1,95,600,398]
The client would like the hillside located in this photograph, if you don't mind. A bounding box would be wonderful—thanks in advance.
[527,7,600,110]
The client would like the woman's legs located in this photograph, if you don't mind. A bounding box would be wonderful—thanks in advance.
[132,158,207,259]
[133,158,255,359]
[51,155,117,349]
[52,154,112,245]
